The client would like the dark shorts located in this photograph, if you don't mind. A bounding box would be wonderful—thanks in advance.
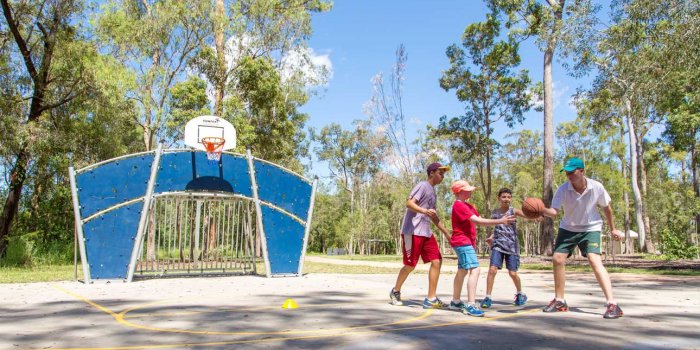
[554,228,601,257]
[489,249,520,271]
[402,234,442,267]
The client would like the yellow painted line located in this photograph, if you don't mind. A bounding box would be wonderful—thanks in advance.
[49,309,540,350]
[123,302,352,319]
[53,285,433,336]
[51,284,539,350]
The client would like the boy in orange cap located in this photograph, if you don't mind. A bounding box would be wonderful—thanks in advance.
[448,180,515,316]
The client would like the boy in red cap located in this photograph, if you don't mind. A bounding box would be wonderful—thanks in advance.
[390,162,452,309]
[448,180,515,316]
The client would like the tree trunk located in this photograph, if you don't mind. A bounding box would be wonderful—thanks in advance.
[213,0,226,116]
[692,143,699,239]
[0,149,30,256]
[635,129,655,252]
[619,126,632,254]
[0,0,66,256]
[625,100,646,252]
[540,40,556,256]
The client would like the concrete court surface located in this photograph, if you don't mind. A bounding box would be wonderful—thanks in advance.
[1,270,699,350]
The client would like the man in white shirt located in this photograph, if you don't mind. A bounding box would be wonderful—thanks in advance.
[541,157,625,319]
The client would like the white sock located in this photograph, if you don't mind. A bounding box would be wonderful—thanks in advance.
[452,299,462,304]
[485,294,491,298]
[606,300,616,305]
[556,297,565,302]
[517,291,523,295]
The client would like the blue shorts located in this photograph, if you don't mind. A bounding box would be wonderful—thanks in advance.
[454,245,479,270]
[489,249,520,272]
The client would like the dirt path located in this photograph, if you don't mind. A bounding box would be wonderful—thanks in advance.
[309,254,700,271]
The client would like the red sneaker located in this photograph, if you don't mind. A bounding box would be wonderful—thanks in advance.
[543,298,569,312]
[603,303,623,319]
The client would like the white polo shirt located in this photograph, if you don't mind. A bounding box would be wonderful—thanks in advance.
[551,177,611,232]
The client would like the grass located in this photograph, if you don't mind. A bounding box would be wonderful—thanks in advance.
[0,264,83,283]
[518,263,700,276]
[302,261,399,274]
[308,252,404,263]
[2,254,698,283]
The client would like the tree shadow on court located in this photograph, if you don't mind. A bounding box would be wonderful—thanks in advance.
[3,283,699,350]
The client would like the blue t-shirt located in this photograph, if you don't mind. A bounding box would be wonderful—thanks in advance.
[491,207,519,256]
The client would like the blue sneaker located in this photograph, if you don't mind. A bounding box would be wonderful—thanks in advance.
[465,304,485,317]
[480,297,492,308]
[422,297,447,309]
[514,293,528,306]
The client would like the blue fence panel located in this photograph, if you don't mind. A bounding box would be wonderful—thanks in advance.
[254,160,311,221]
[76,155,153,218]
[261,206,305,275]
[83,202,142,279]
[156,151,252,196]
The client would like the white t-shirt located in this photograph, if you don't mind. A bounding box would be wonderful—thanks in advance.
[551,177,611,232]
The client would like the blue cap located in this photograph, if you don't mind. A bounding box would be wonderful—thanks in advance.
[561,157,584,172]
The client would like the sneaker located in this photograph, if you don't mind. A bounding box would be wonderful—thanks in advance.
[514,293,528,306]
[449,300,466,312]
[543,299,569,312]
[465,304,485,317]
[480,297,492,309]
[603,303,623,319]
[422,297,447,309]
[389,288,403,306]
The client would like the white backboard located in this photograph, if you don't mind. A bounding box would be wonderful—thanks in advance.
[184,116,237,151]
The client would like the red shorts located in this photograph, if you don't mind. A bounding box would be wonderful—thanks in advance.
[402,234,442,267]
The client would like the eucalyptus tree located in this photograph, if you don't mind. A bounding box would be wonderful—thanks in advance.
[570,0,698,251]
[311,121,390,253]
[0,0,115,255]
[193,0,331,169]
[486,0,600,254]
[365,44,417,181]
[95,1,212,151]
[436,14,534,214]
[655,0,700,236]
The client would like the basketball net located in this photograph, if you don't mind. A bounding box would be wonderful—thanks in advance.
[201,137,225,163]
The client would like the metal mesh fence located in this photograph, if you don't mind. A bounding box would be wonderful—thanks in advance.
[134,193,257,278]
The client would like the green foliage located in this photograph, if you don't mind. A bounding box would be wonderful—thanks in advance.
[167,76,211,142]
[435,13,534,213]
[659,229,699,260]
[228,56,310,170]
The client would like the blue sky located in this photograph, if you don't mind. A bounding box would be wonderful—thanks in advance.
[163,1,676,193]
[299,1,590,176]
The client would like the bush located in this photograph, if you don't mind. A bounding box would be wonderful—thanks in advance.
[2,234,35,267]
[659,228,700,260]
[0,231,75,267]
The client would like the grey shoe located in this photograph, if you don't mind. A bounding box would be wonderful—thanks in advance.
[390,288,403,306]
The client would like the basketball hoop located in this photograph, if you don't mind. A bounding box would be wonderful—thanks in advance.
[201,136,225,162]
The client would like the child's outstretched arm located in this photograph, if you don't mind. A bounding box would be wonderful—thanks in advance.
[514,208,543,221]
[469,214,516,227]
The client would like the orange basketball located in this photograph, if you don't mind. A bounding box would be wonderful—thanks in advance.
[522,197,544,219]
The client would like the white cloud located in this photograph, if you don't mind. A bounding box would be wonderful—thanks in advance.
[280,47,333,88]
[409,117,423,126]
[552,81,570,110]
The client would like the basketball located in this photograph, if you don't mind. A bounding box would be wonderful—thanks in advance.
[522,197,544,219]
